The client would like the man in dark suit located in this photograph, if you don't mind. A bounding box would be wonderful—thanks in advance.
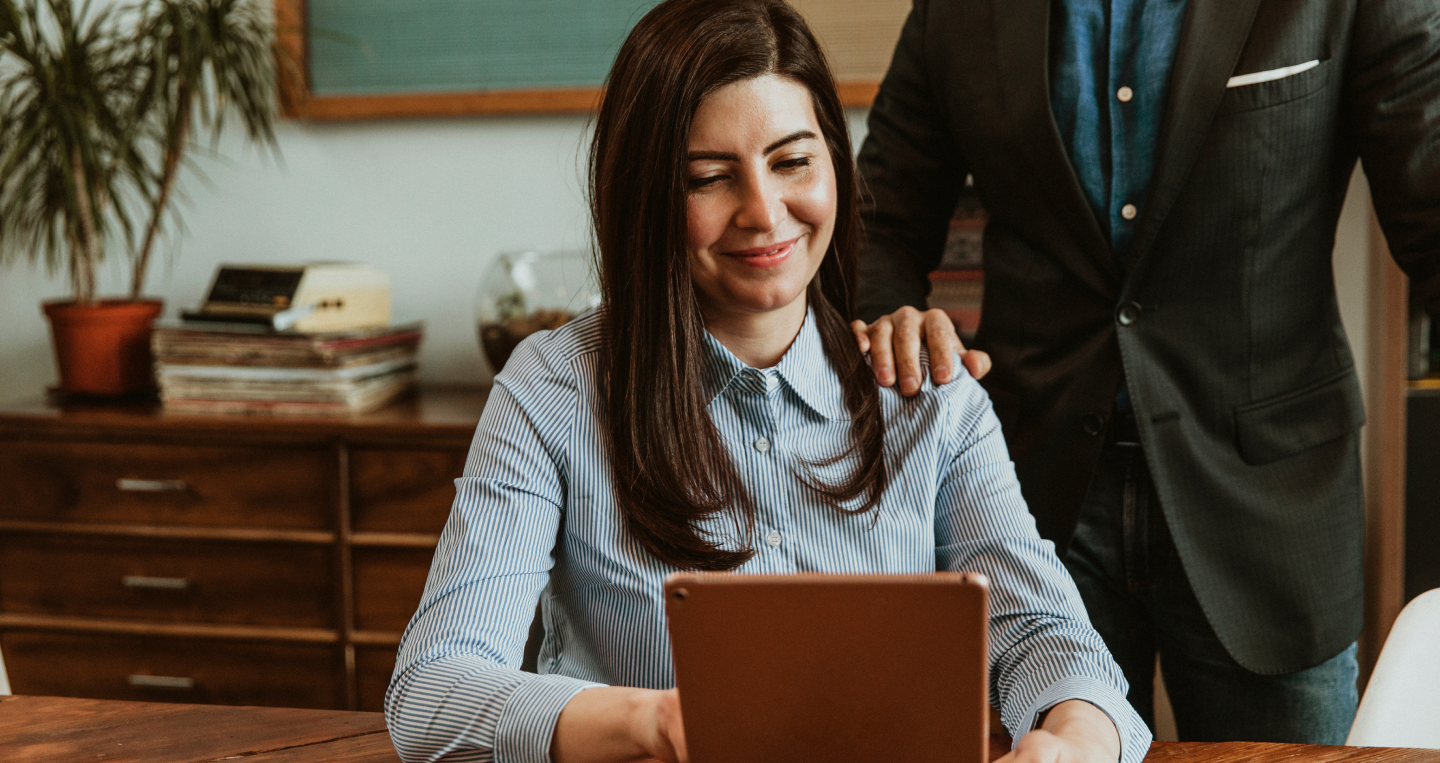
[853,0,1440,743]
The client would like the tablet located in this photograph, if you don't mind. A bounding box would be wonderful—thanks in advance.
[665,572,990,763]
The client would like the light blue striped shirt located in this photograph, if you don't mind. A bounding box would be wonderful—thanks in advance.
[386,307,1150,763]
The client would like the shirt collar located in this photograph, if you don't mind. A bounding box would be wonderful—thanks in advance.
[699,308,847,421]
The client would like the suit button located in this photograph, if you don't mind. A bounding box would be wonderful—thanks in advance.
[1117,302,1142,326]
[1081,412,1106,437]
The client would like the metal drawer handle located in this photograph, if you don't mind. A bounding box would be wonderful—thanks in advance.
[128,675,195,689]
[117,478,188,492]
[122,575,190,590]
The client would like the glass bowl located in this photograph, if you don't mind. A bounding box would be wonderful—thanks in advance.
[475,250,600,375]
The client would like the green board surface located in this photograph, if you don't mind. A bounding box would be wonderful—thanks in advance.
[308,0,662,96]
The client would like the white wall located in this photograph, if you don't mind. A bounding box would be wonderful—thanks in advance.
[0,107,873,400]
[0,114,595,398]
[1334,166,1377,398]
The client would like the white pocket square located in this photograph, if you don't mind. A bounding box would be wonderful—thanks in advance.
[1226,60,1320,88]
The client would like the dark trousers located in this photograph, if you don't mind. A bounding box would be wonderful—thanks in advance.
[1062,424,1358,743]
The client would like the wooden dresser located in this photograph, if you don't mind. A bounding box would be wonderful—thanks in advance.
[0,387,486,711]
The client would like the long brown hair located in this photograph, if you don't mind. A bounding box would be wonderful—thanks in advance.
[590,0,886,570]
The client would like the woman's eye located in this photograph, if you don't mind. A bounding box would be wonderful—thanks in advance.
[689,174,725,189]
[774,156,812,171]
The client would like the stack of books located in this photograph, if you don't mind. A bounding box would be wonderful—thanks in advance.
[152,321,423,415]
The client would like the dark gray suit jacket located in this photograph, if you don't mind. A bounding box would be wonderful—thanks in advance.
[857,0,1440,674]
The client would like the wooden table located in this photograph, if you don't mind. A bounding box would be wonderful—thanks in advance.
[0,695,398,762]
[4,695,1439,763]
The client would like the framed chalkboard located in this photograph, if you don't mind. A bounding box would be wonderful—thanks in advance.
[275,0,909,120]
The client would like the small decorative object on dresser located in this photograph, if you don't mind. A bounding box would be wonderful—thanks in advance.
[475,250,600,375]
[0,0,278,396]
[0,387,485,711]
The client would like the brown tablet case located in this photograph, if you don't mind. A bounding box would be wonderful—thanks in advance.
[665,572,990,763]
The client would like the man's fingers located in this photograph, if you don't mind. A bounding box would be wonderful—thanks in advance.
[962,348,993,380]
[867,318,897,386]
[865,307,990,392]
[850,319,872,354]
[891,307,925,396]
[922,309,963,384]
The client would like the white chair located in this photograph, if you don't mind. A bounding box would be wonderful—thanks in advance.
[1347,588,1440,748]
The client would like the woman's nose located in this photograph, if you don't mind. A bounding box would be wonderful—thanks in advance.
[734,174,783,232]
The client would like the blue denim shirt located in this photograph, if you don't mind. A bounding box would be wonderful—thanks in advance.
[1050,0,1189,267]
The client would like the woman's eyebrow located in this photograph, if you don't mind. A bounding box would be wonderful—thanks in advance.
[765,130,817,153]
[687,130,820,162]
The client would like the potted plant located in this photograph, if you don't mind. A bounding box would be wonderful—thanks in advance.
[0,0,278,396]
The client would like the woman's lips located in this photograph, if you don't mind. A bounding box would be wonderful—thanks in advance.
[724,237,799,268]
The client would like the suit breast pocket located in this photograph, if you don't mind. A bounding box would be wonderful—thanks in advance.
[1217,58,1332,115]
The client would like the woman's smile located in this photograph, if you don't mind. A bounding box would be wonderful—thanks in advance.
[724,236,801,268]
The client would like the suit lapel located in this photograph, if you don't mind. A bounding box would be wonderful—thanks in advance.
[993,0,1120,298]
[1128,0,1263,273]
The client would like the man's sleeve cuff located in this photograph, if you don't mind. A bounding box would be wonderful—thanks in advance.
[1014,676,1153,763]
[493,674,606,763]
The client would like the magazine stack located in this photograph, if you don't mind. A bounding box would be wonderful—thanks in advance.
[151,321,423,415]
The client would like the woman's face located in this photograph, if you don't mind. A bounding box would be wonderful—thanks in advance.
[685,73,836,328]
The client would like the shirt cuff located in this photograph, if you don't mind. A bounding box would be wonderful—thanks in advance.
[1014,676,1152,763]
[493,674,605,763]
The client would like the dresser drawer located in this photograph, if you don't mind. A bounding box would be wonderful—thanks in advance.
[350,447,463,534]
[0,535,335,628]
[352,547,434,632]
[0,631,344,709]
[0,440,333,530]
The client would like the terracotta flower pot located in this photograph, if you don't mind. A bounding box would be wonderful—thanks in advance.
[42,299,165,396]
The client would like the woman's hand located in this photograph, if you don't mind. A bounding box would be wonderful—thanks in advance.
[996,700,1122,763]
[552,686,688,763]
[634,688,687,763]
[852,306,992,396]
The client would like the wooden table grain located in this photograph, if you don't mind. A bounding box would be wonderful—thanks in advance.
[0,695,398,762]
[3,694,1438,762]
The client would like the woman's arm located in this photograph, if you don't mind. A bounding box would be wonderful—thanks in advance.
[928,374,1149,763]
[385,335,601,763]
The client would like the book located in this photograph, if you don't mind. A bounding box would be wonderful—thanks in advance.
[152,320,424,367]
[157,355,416,383]
[159,368,416,415]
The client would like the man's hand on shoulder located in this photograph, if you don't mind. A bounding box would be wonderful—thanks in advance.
[852,306,992,396]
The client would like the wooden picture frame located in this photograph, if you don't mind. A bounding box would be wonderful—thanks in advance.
[274,0,900,120]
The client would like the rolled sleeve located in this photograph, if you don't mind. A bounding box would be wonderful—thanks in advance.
[1017,676,1150,763]
[494,676,605,763]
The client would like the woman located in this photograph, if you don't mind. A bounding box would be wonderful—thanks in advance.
[386,2,1148,762]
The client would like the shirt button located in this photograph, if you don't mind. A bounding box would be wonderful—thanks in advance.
[1117,86,1134,103]
[1121,204,1138,220]
[753,437,771,453]
[766,531,782,548]
[1117,302,1142,326]
[1081,413,1106,437]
